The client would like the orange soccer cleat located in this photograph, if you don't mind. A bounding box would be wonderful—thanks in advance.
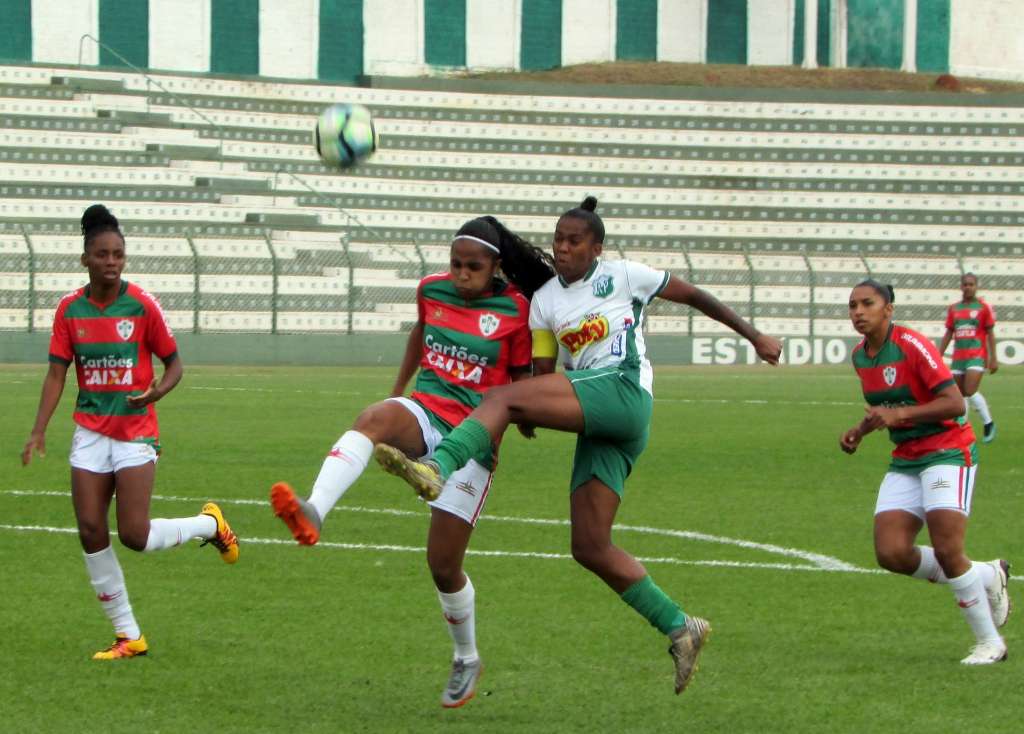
[270,482,321,546]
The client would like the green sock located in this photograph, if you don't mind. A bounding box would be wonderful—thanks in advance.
[433,418,492,480]
[620,575,687,636]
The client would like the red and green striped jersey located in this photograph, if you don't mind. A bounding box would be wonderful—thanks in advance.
[48,281,178,444]
[411,273,531,428]
[852,324,976,472]
[945,298,995,363]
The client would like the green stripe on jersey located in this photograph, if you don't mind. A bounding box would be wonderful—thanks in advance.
[420,279,521,316]
[64,293,146,319]
[76,388,147,417]
[954,338,983,350]
[75,341,140,362]
[852,339,904,368]
[863,385,915,407]
[888,422,948,444]
[424,324,501,364]
[890,445,976,473]
[414,369,485,409]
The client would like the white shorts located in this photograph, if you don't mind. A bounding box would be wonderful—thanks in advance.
[69,425,158,474]
[874,464,977,519]
[950,366,986,375]
[386,397,493,527]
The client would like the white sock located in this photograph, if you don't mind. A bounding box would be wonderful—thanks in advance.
[84,545,141,640]
[438,575,478,663]
[968,392,992,424]
[948,566,1001,643]
[911,546,948,583]
[973,559,997,589]
[144,515,217,552]
[308,430,373,522]
[963,397,969,418]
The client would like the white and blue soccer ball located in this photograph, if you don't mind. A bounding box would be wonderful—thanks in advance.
[314,103,378,168]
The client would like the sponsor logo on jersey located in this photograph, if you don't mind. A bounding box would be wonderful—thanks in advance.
[116,319,134,341]
[478,313,500,337]
[558,314,610,355]
[591,274,614,298]
[883,366,897,386]
[84,368,134,386]
[900,332,938,370]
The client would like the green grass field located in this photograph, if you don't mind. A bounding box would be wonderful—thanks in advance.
[1,363,1020,733]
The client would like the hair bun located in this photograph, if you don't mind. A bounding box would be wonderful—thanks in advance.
[580,196,598,212]
[81,204,119,237]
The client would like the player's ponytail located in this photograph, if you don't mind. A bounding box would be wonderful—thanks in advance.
[856,278,895,305]
[81,204,123,250]
[454,217,554,299]
[560,195,605,244]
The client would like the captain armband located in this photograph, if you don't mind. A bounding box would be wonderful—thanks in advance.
[531,329,558,359]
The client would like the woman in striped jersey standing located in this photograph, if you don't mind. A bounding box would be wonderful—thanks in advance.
[270,215,554,708]
[841,279,1009,665]
[21,204,239,661]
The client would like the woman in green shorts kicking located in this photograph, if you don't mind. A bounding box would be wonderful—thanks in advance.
[375,196,782,696]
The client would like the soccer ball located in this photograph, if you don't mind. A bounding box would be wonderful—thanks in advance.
[314,103,378,168]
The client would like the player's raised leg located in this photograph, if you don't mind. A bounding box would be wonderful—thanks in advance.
[274,401,427,543]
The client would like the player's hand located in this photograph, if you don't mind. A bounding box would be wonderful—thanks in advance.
[988,357,999,374]
[125,380,161,408]
[839,428,862,454]
[753,334,783,365]
[864,405,904,429]
[517,423,537,439]
[21,432,45,466]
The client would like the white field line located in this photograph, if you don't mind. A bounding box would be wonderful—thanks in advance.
[2,488,880,575]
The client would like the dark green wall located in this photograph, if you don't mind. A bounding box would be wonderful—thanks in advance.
[318,0,364,81]
[424,0,466,67]
[847,0,903,69]
[211,0,259,75]
[706,0,747,64]
[916,0,949,72]
[616,0,657,61]
[0,0,31,61]
[520,0,561,70]
[99,0,149,68]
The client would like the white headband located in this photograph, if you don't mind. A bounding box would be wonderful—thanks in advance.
[454,234,500,254]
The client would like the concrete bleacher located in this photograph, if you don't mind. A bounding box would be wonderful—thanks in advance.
[0,63,1022,338]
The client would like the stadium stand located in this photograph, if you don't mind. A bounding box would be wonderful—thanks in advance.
[0,64,1021,341]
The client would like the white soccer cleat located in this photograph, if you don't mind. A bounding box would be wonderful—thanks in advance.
[984,559,1011,628]
[960,640,1007,665]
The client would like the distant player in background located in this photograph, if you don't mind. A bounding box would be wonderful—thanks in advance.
[840,280,1009,665]
[20,204,239,660]
[375,197,783,696]
[270,216,554,708]
[939,273,997,442]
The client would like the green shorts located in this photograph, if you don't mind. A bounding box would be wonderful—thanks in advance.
[567,366,653,496]
[951,357,986,373]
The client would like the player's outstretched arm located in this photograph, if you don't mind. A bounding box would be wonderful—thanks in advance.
[22,362,69,466]
[126,353,183,408]
[657,275,782,364]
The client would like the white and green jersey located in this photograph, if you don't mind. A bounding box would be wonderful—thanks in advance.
[529,258,669,395]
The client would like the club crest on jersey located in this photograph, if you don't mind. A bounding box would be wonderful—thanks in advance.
[969,310,978,318]
[882,366,897,386]
[591,274,614,298]
[478,313,500,337]
[116,319,134,341]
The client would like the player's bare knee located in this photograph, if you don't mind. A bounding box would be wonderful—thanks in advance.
[117,526,148,552]
[77,524,108,552]
[932,545,966,576]
[875,545,915,574]
[351,406,388,442]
